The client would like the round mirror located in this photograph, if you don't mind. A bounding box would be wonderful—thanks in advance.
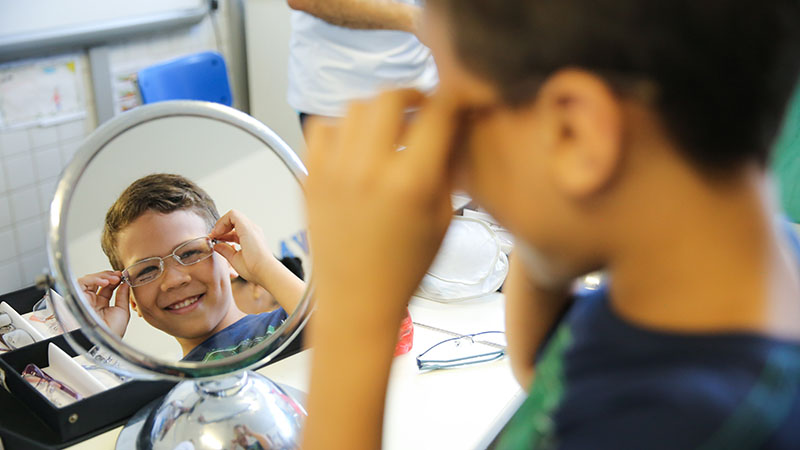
[48,101,312,379]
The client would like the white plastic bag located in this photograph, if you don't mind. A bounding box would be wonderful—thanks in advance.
[416,216,509,302]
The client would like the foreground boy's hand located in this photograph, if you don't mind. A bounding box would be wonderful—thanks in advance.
[210,209,304,314]
[302,90,461,450]
[306,90,460,331]
[77,271,130,338]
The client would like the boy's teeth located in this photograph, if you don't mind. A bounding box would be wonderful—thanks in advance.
[169,296,199,310]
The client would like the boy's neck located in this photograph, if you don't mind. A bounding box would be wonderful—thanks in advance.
[178,305,248,357]
[607,164,800,340]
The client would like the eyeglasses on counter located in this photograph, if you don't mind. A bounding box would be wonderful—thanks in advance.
[415,327,507,371]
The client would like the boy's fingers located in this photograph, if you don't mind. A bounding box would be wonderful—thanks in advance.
[214,242,237,262]
[213,231,239,244]
[211,210,240,237]
[95,282,118,306]
[347,89,426,170]
[403,93,462,181]
[80,272,120,292]
[114,283,130,310]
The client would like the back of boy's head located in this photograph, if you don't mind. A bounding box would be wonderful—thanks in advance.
[430,0,800,174]
[101,173,220,271]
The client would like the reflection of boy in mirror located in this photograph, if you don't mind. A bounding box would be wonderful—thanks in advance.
[232,424,271,450]
[78,173,305,362]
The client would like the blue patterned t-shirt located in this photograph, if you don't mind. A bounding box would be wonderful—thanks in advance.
[182,309,288,362]
[496,224,800,449]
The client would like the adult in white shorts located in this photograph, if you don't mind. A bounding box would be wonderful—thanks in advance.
[286,0,438,130]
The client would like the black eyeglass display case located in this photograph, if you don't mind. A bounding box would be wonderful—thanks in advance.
[0,286,176,449]
[0,285,306,449]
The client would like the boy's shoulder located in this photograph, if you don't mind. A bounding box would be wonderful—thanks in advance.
[183,309,289,362]
[497,221,800,449]
[498,288,800,449]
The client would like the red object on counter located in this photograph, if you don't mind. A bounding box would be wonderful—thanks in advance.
[395,308,414,356]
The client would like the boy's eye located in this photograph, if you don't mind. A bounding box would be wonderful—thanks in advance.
[179,249,202,261]
[133,265,159,280]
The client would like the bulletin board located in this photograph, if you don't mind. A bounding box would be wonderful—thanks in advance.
[0,0,208,62]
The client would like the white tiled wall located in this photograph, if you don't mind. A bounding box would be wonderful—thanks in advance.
[0,7,235,295]
[0,116,92,293]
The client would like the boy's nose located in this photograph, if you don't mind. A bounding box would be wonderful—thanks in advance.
[160,259,191,291]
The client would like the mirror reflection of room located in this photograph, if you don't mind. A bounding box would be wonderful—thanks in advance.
[79,173,305,362]
[63,115,309,364]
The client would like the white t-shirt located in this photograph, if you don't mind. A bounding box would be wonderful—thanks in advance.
[287,4,439,117]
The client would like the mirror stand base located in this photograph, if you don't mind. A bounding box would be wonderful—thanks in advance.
[116,371,307,450]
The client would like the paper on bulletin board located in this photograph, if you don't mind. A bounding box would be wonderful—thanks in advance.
[112,70,142,114]
[0,55,87,129]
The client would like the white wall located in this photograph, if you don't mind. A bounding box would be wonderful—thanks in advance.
[0,0,249,295]
[244,0,306,159]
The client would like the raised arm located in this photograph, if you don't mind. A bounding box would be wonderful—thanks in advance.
[287,0,422,34]
[210,210,305,315]
[302,90,460,450]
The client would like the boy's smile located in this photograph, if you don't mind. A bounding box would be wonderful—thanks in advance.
[115,209,244,351]
[165,293,203,313]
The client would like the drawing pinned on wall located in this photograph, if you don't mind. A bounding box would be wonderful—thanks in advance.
[0,55,87,129]
[112,71,142,114]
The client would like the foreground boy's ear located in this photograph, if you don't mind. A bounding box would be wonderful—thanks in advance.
[541,69,623,198]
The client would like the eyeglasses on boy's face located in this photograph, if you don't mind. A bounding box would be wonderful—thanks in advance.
[121,236,218,288]
[0,312,36,351]
[416,331,507,371]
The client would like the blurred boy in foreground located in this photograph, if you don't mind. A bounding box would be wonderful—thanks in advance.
[302,1,800,448]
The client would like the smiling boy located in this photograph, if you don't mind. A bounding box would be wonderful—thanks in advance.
[79,173,305,362]
[301,1,800,449]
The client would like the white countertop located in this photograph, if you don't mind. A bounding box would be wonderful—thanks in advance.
[68,293,524,449]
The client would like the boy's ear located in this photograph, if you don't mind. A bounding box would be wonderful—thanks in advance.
[130,294,142,318]
[541,69,623,198]
[229,263,239,280]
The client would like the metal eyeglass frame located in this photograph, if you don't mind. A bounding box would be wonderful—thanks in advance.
[0,312,36,351]
[22,363,83,406]
[121,236,217,288]
[416,330,507,371]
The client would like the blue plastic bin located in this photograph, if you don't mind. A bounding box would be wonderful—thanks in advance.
[137,51,232,106]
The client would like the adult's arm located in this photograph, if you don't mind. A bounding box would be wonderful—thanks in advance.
[286,0,421,34]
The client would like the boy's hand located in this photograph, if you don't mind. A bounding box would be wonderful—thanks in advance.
[77,271,130,338]
[212,210,306,315]
[302,89,463,450]
[305,89,461,335]
[210,210,275,284]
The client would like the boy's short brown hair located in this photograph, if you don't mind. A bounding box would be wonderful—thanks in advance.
[101,173,220,271]
[430,0,800,173]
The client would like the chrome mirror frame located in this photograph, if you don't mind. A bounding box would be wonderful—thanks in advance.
[46,101,313,380]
